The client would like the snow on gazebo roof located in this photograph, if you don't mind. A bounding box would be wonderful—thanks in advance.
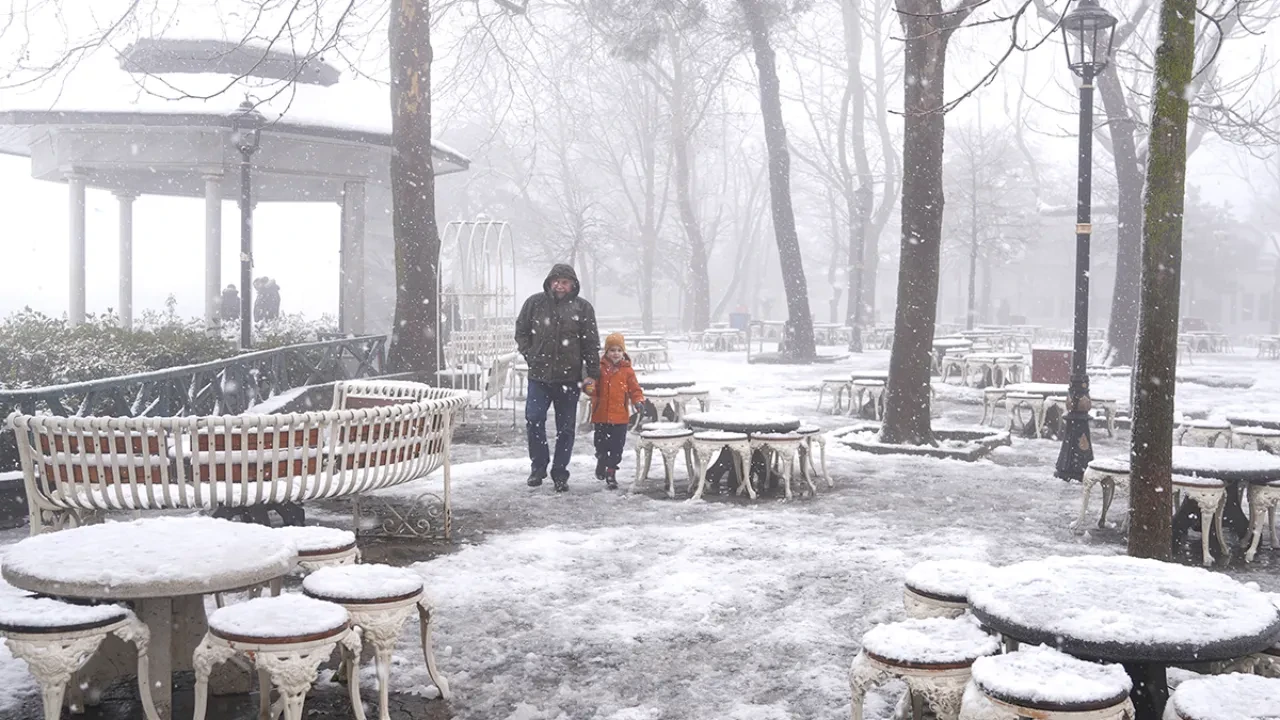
[0,37,469,173]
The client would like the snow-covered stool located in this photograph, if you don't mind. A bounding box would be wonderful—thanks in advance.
[1045,396,1069,435]
[1177,419,1233,448]
[1255,641,1280,678]
[980,388,1007,427]
[303,564,452,719]
[646,388,682,422]
[634,426,695,498]
[941,352,967,384]
[276,525,360,572]
[1231,426,1280,453]
[851,380,886,420]
[993,358,1026,387]
[1172,474,1230,566]
[1076,458,1130,532]
[1245,480,1280,563]
[796,424,830,491]
[688,431,751,501]
[1005,393,1045,438]
[818,377,853,414]
[1166,673,1280,720]
[675,386,711,416]
[193,594,364,720]
[0,594,161,720]
[849,615,999,720]
[959,645,1133,720]
[903,560,992,619]
[749,432,805,500]
[1092,397,1119,437]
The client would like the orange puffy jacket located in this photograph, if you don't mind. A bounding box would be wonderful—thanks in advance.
[590,356,645,425]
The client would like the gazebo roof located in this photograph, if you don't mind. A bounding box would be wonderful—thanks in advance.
[0,38,470,193]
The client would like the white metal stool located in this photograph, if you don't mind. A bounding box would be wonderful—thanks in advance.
[960,645,1133,720]
[980,388,1007,426]
[903,559,991,619]
[646,388,682,422]
[818,378,853,413]
[1077,457,1130,531]
[796,424,830,490]
[275,525,360,572]
[1166,673,1280,720]
[1246,480,1280,563]
[850,615,1000,720]
[1172,474,1230,566]
[688,430,751,501]
[634,427,695,498]
[0,595,160,720]
[749,432,805,500]
[303,563,452,719]
[675,387,711,416]
[1092,397,1118,437]
[851,380,886,420]
[1177,419,1233,448]
[1255,642,1280,678]
[1231,425,1280,452]
[193,594,364,720]
[1005,392,1045,438]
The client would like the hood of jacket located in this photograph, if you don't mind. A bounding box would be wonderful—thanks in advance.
[543,263,581,300]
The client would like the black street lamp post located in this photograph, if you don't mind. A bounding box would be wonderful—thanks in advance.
[232,100,264,350]
[1056,0,1117,481]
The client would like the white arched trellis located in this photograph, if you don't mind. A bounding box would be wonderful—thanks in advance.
[436,219,519,418]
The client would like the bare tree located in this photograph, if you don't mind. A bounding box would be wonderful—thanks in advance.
[1128,0,1197,564]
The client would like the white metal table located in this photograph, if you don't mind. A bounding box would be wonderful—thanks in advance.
[2,516,296,719]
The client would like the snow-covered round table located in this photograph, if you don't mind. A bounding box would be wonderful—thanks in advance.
[968,555,1280,720]
[1,516,297,719]
[638,374,697,390]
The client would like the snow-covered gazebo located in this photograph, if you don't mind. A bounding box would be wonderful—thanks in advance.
[0,38,470,335]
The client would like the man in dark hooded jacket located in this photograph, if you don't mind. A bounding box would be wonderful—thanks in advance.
[515,263,601,491]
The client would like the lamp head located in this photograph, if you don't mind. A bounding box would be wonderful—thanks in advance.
[1061,0,1117,79]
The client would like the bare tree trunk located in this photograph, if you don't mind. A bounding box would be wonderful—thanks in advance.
[841,0,873,352]
[669,34,711,332]
[1272,242,1280,335]
[739,0,816,360]
[881,0,967,445]
[1099,64,1144,367]
[1129,0,1196,562]
[865,0,900,324]
[641,227,656,332]
[387,0,441,378]
[966,159,979,330]
[980,252,993,324]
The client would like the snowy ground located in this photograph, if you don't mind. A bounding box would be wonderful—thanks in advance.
[2,343,1279,720]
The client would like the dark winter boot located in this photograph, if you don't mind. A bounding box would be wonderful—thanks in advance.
[595,457,607,481]
[552,472,569,493]
[527,471,546,487]
[605,468,618,491]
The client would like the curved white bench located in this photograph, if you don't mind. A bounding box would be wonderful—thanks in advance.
[8,380,469,537]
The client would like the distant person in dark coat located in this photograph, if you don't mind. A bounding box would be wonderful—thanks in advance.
[253,277,281,322]
[220,284,240,322]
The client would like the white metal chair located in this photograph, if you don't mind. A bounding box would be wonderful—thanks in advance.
[634,427,695,498]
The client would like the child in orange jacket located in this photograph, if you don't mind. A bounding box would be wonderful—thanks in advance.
[590,332,645,489]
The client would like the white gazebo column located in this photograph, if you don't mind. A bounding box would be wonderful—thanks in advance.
[67,172,87,327]
[339,181,366,334]
[203,174,223,332]
[116,192,136,329]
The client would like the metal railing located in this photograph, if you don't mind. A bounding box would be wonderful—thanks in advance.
[0,335,388,419]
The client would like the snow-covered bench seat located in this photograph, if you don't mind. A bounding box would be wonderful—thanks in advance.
[8,380,469,535]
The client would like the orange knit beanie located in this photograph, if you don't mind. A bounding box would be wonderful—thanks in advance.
[605,332,626,352]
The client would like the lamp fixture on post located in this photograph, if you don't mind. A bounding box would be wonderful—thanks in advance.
[1055,0,1117,481]
[231,98,264,350]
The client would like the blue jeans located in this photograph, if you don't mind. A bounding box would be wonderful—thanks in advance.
[526,379,581,479]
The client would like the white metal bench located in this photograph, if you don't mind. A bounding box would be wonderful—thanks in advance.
[8,380,469,538]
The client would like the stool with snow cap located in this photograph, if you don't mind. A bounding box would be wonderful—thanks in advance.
[1231,425,1280,452]
[675,386,712,415]
[980,388,1008,427]
[1245,479,1280,563]
[645,388,682,422]
[0,592,161,720]
[958,645,1134,720]
[1076,458,1130,532]
[818,377,854,414]
[1172,474,1230,566]
[1177,420,1233,448]
[1004,392,1046,438]
[634,426,695,498]
[688,430,751,501]
[193,594,364,720]
[276,525,360,572]
[851,380,886,420]
[749,432,805,501]
[1092,397,1119,437]
[1166,673,1280,720]
[849,615,1000,720]
[303,563,451,720]
[796,424,830,490]
[1254,640,1280,678]
[903,560,992,620]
